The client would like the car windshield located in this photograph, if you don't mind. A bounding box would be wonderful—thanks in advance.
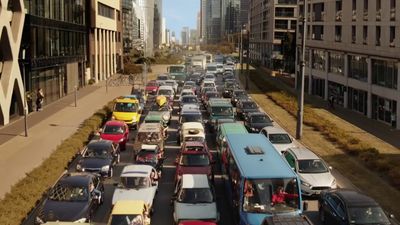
[147,82,157,87]
[217,65,223,68]
[204,83,215,87]
[170,66,185,73]
[182,97,198,103]
[242,178,300,214]
[85,146,111,157]
[179,154,210,166]
[235,91,247,98]
[49,184,88,201]
[120,176,150,189]
[181,114,202,123]
[211,106,233,116]
[242,102,258,109]
[136,151,157,163]
[348,206,390,225]
[183,85,193,90]
[158,90,172,95]
[185,145,204,152]
[137,132,161,144]
[298,159,329,173]
[225,82,235,88]
[157,76,168,80]
[207,66,217,71]
[114,102,137,112]
[165,81,175,86]
[251,115,271,124]
[150,104,170,112]
[103,125,124,134]
[205,75,215,79]
[178,188,214,203]
[268,133,292,144]
[206,93,219,98]
[110,215,143,225]
[184,136,205,143]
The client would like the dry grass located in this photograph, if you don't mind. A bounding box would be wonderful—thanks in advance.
[240,68,400,217]
[0,103,113,225]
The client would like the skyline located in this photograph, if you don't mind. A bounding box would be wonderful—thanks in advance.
[163,0,199,41]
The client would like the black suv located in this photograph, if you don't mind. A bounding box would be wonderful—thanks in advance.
[230,89,249,106]
[36,173,104,224]
[236,99,259,120]
[244,112,273,133]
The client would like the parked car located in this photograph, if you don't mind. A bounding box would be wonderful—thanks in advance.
[230,89,249,106]
[172,174,219,224]
[145,80,159,95]
[100,120,129,150]
[76,140,119,177]
[260,126,296,154]
[107,200,151,225]
[244,112,273,133]
[319,189,398,225]
[112,165,159,215]
[236,99,259,120]
[283,147,337,196]
[36,173,104,224]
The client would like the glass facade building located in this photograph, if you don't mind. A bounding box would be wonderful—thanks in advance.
[21,0,87,107]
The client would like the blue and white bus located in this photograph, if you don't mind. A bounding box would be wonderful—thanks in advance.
[221,133,304,225]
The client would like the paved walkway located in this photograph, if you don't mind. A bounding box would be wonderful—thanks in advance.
[0,80,132,197]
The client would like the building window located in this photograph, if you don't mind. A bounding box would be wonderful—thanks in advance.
[348,87,368,115]
[390,26,395,47]
[328,81,345,106]
[312,25,324,40]
[275,20,288,29]
[98,2,114,19]
[335,26,342,42]
[372,59,398,89]
[363,26,368,45]
[390,0,396,21]
[329,52,344,75]
[372,95,397,124]
[351,26,356,43]
[352,0,357,21]
[312,49,325,71]
[335,0,342,21]
[376,26,381,46]
[348,55,368,82]
[363,0,368,20]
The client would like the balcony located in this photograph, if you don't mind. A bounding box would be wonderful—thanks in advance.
[352,10,356,21]
[363,10,368,20]
[390,8,396,21]
[335,10,342,21]
[376,9,381,21]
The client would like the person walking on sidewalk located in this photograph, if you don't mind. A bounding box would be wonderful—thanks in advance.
[36,88,44,111]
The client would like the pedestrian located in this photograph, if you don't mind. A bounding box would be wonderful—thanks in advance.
[36,88,44,111]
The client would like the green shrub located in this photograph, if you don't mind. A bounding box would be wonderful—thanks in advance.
[0,102,113,225]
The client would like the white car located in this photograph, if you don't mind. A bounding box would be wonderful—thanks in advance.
[157,85,175,102]
[206,63,217,75]
[112,165,159,212]
[201,80,216,92]
[165,80,178,93]
[282,147,337,196]
[259,126,297,154]
[180,122,205,145]
[172,174,219,223]
[203,73,216,83]
[216,63,224,74]
[179,89,195,98]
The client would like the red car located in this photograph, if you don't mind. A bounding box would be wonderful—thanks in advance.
[175,145,214,182]
[99,120,129,150]
[179,221,217,225]
[146,80,159,95]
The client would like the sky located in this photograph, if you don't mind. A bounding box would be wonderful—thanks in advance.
[163,0,199,41]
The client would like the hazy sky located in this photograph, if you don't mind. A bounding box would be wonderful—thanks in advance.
[163,0,199,40]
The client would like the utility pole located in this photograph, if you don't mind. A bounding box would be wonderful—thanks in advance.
[296,0,308,139]
[245,26,250,90]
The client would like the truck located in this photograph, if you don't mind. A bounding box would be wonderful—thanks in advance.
[167,65,188,86]
[191,55,207,70]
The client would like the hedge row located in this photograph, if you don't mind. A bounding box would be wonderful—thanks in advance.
[243,69,400,189]
[0,102,113,225]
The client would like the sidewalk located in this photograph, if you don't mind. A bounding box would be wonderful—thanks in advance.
[0,81,132,197]
[259,67,400,149]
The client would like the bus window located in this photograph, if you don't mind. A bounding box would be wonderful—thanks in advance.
[284,152,296,170]
[242,178,299,214]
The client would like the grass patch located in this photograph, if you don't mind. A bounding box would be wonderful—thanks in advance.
[241,68,400,190]
[0,102,113,225]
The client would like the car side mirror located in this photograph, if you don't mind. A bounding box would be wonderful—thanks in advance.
[303,202,308,211]
[98,128,103,133]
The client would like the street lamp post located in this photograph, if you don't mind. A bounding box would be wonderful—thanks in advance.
[245,27,250,91]
[296,0,308,139]
[21,49,28,137]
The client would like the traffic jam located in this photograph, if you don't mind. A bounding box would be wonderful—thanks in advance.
[31,54,398,225]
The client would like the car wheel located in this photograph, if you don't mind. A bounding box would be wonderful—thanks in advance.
[109,167,114,178]
[319,207,326,224]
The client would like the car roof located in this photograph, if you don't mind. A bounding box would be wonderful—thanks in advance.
[138,123,161,132]
[262,126,288,134]
[332,189,379,207]
[87,139,114,148]
[112,200,146,215]
[182,174,210,189]
[183,141,205,148]
[121,165,154,177]
[59,173,94,186]
[115,98,139,103]
[105,120,126,126]
[288,147,319,160]
[182,122,204,130]
[141,144,158,150]
[158,86,174,90]
[181,104,200,111]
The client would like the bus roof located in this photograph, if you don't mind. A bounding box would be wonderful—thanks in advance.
[225,133,297,179]
[220,123,248,135]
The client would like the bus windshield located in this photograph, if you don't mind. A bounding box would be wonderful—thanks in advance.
[242,178,300,214]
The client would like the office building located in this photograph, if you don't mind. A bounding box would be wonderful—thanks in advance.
[181,27,190,46]
[249,0,297,69]
[161,17,166,44]
[0,0,26,125]
[200,0,207,41]
[166,29,171,46]
[190,29,198,45]
[138,0,155,56]
[153,0,162,49]
[89,0,122,83]
[221,0,249,36]
[296,0,400,129]
[206,0,222,43]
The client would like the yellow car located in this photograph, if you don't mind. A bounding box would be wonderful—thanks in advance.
[108,200,150,225]
[112,97,141,129]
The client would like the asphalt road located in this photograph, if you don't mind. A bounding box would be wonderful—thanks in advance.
[23,70,332,225]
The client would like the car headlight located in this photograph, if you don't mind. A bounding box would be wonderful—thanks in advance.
[74,218,87,223]
[119,138,125,142]
[76,164,82,171]
[101,165,110,172]
[301,180,311,187]
[111,116,116,120]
